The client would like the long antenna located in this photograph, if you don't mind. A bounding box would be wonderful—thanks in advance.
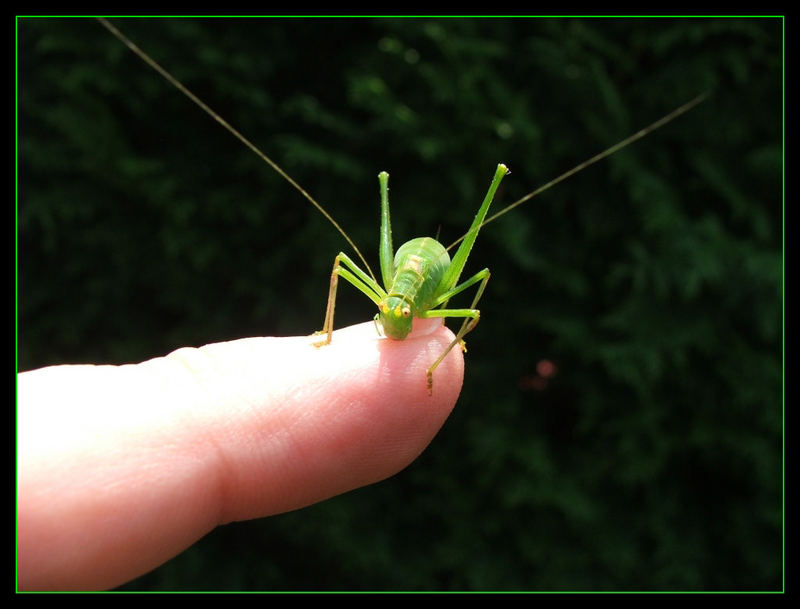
[98,17,377,283]
[446,93,708,252]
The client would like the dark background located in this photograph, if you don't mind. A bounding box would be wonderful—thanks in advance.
[18,17,782,591]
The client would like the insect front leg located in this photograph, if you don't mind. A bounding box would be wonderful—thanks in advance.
[313,252,387,347]
[419,268,491,394]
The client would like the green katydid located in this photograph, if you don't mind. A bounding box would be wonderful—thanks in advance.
[99,18,705,395]
[313,164,507,393]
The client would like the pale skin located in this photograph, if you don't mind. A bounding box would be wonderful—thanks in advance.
[16,318,463,591]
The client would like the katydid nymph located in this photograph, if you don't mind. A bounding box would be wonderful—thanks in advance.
[99,19,706,395]
[313,164,508,393]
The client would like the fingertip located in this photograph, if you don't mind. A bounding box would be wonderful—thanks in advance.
[311,319,464,412]
[160,322,465,522]
[375,319,464,409]
[300,319,463,489]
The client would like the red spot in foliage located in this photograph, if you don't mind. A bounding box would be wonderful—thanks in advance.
[519,359,558,392]
[518,374,548,392]
[536,359,557,378]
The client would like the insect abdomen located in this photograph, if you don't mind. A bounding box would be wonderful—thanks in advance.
[390,237,451,311]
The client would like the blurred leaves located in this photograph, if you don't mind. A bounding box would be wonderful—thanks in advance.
[18,17,781,590]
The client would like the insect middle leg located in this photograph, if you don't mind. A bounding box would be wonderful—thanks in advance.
[313,252,386,347]
[420,268,491,393]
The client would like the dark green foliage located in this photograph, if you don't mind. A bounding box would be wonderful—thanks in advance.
[18,17,781,590]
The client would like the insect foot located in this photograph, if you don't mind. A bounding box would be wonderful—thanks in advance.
[310,331,332,349]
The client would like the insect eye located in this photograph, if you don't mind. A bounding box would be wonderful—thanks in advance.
[402,307,411,318]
